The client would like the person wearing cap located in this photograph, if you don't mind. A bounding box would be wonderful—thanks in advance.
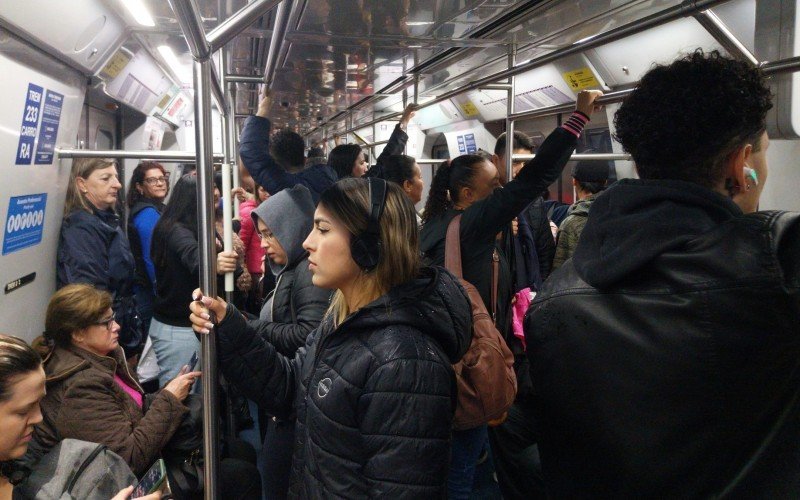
[551,159,610,270]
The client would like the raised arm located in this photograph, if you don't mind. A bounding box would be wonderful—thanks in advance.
[239,92,301,196]
[462,90,602,243]
[374,104,417,167]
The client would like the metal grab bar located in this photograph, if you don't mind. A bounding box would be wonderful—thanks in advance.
[207,0,281,53]
[56,149,224,162]
[413,153,631,164]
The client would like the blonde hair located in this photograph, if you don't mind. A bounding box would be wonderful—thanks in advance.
[45,284,112,348]
[318,178,420,325]
[64,158,117,216]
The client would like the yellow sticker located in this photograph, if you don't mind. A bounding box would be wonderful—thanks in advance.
[156,93,173,110]
[562,67,600,91]
[460,100,479,117]
[102,51,131,79]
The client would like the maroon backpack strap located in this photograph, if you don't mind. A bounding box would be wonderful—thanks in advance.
[491,249,499,324]
[444,214,464,279]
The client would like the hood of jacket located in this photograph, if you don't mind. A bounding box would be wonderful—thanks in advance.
[43,345,128,384]
[566,193,597,218]
[572,178,741,289]
[252,184,315,276]
[344,266,472,363]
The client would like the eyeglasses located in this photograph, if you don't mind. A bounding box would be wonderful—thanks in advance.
[94,314,116,330]
[143,176,169,186]
[261,231,276,242]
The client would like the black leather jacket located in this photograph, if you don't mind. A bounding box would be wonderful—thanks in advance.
[215,267,472,498]
[525,179,800,498]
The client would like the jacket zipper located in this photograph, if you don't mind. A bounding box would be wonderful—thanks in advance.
[271,273,284,320]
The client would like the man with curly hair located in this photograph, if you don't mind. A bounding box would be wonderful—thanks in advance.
[525,50,800,497]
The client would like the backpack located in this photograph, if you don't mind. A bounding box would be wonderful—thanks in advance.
[445,214,517,431]
[15,439,136,499]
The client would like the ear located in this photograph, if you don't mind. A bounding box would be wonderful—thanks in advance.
[724,143,752,193]
[459,185,473,204]
[75,177,88,193]
[491,154,501,169]
[136,184,144,195]
[402,179,413,193]
[71,330,85,346]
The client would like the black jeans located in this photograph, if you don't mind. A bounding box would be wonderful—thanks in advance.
[488,402,547,499]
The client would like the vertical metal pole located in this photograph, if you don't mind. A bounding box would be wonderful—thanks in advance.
[505,43,516,184]
[193,59,220,500]
[228,85,240,219]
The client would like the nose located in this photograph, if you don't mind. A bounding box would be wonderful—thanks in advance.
[302,231,314,253]
[30,405,43,426]
[111,320,121,333]
[261,237,270,250]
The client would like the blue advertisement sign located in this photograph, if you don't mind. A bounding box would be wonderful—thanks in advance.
[15,83,44,165]
[457,135,466,153]
[3,194,47,255]
[35,90,64,164]
[464,133,477,153]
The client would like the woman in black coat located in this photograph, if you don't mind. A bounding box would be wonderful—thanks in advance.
[190,178,472,498]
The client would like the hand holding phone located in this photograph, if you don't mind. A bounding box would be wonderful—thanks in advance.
[132,459,168,498]
[187,351,198,372]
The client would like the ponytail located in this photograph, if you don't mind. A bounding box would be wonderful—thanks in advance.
[421,154,489,224]
[422,160,453,224]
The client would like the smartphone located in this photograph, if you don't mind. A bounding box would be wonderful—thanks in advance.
[187,351,199,371]
[132,458,167,497]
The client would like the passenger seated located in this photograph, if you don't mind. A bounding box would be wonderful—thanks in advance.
[551,159,609,269]
[31,284,198,476]
[419,90,602,499]
[0,334,159,500]
[526,50,800,497]
[239,91,337,203]
[190,178,472,498]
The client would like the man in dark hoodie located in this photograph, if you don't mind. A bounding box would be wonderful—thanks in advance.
[239,92,337,204]
[525,50,800,497]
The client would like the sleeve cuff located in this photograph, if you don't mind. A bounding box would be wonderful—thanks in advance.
[561,111,590,138]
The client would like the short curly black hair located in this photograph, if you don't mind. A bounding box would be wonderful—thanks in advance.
[614,50,772,188]
[269,128,306,170]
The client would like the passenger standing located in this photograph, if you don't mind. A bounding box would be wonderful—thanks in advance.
[234,181,271,314]
[126,162,169,336]
[239,92,337,203]
[189,178,472,498]
[330,104,418,179]
[420,90,602,499]
[526,50,800,497]
[149,175,237,387]
[248,185,332,499]
[371,154,425,225]
[551,160,609,269]
[57,158,141,358]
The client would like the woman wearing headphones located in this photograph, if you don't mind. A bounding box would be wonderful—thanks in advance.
[189,177,472,498]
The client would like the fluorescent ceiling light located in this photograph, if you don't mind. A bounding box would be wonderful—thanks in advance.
[121,0,155,27]
[158,45,191,83]
[406,21,435,26]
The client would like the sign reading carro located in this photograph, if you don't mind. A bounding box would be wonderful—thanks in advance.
[3,194,47,255]
[14,82,64,165]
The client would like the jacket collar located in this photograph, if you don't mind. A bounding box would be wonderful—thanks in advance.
[44,345,133,387]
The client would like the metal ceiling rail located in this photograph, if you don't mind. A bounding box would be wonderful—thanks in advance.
[263,0,292,88]
[694,9,758,66]
[507,89,633,122]
[513,153,632,161]
[306,0,729,139]
[56,149,225,161]
[209,64,229,115]
[226,74,265,83]
[760,54,800,74]
[207,0,281,53]
[167,0,211,60]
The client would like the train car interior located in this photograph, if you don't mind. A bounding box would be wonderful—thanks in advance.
[1,0,799,497]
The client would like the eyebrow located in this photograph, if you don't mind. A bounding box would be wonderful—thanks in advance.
[314,218,331,224]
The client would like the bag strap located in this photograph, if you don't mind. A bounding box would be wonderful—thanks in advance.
[66,444,106,494]
[445,214,500,325]
[444,214,464,279]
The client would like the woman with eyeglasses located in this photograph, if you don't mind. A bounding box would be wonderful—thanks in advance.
[126,162,169,338]
[30,284,199,476]
[58,158,142,359]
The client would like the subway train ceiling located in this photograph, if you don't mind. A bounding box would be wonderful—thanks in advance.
[120,0,700,139]
[1,0,706,139]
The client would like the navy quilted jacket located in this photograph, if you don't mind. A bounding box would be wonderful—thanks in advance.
[215,267,472,498]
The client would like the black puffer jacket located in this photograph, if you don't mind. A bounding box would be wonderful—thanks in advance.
[525,179,800,498]
[253,255,332,356]
[215,267,472,498]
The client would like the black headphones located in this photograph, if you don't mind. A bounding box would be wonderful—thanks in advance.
[350,177,387,271]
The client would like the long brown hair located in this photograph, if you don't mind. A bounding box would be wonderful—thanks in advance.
[64,158,117,216]
[318,178,420,325]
